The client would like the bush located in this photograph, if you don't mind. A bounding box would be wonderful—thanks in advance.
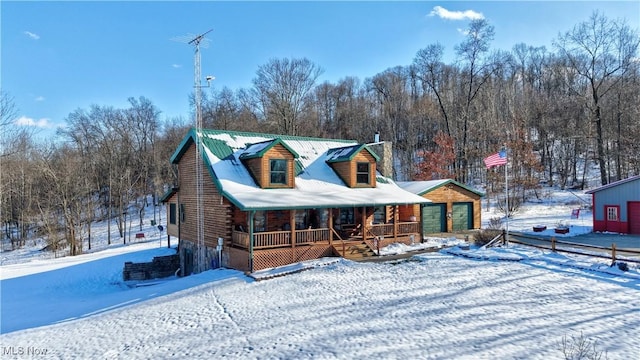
[474,229,501,247]
[486,217,502,230]
[559,331,608,360]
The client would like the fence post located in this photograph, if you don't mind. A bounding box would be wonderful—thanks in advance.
[611,243,617,266]
[551,237,556,252]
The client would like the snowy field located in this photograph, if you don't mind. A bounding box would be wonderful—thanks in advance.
[1,190,639,359]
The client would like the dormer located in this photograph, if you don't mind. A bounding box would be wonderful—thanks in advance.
[239,138,299,189]
[326,145,380,188]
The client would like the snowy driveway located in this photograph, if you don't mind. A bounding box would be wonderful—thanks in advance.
[1,251,638,359]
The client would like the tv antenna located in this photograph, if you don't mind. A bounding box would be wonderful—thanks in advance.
[172,29,214,274]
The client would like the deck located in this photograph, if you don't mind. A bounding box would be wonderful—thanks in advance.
[231,222,420,252]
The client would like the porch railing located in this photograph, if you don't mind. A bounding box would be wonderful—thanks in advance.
[231,222,420,250]
[231,228,330,249]
[295,228,331,245]
[368,222,420,237]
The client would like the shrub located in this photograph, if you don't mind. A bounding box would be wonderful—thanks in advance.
[559,331,608,360]
[474,229,501,247]
[487,217,502,230]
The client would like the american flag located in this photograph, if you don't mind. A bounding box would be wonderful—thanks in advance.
[484,150,507,168]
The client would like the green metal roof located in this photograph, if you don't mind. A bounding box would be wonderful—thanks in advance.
[325,144,380,163]
[239,138,300,160]
[171,128,355,164]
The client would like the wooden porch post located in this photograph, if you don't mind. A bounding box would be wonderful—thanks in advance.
[290,210,296,242]
[393,205,398,240]
[361,206,367,241]
[249,210,255,272]
[419,205,424,243]
[328,208,334,244]
[290,210,297,263]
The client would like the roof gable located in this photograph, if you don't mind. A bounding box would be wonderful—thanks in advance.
[585,175,640,194]
[326,144,380,163]
[239,138,300,160]
[397,179,485,197]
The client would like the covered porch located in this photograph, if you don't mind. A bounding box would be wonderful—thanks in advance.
[230,206,421,256]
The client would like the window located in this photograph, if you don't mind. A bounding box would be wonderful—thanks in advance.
[373,207,386,224]
[270,159,287,185]
[356,162,370,184]
[606,206,619,221]
[295,211,307,229]
[254,211,266,232]
[169,203,177,225]
[339,208,355,225]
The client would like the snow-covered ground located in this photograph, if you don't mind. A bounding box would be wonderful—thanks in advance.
[482,189,593,236]
[1,190,639,359]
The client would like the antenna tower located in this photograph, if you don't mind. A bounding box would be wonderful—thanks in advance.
[173,29,212,273]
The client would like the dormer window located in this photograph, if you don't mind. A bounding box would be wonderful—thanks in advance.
[270,159,287,185]
[356,162,370,184]
[326,144,379,188]
[239,138,299,189]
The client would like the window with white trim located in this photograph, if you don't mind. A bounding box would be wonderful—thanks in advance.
[606,206,618,221]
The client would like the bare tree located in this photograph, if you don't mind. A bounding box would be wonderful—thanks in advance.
[251,57,323,135]
[554,11,640,185]
[413,43,453,137]
[454,19,496,182]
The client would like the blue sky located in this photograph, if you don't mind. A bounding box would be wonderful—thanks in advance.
[2,1,639,137]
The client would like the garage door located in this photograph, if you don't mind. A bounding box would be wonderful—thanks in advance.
[629,202,640,234]
[452,202,472,231]
[423,204,446,233]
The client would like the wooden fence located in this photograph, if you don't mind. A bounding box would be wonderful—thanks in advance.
[509,234,640,265]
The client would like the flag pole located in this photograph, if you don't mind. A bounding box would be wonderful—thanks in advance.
[504,145,509,246]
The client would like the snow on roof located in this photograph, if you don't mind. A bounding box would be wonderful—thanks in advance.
[397,179,484,197]
[585,175,640,194]
[194,130,431,210]
[326,144,380,162]
[397,180,449,195]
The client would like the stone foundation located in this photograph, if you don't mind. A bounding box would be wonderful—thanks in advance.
[179,240,227,276]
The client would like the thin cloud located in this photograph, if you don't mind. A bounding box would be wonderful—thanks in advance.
[429,6,484,21]
[14,116,53,128]
[24,31,40,40]
[35,96,45,102]
[172,64,182,68]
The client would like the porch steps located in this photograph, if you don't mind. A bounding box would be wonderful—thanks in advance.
[334,241,377,261]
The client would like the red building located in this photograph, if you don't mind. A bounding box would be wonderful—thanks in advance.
[585,175,640,234]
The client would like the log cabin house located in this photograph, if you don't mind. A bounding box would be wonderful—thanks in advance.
[161,129,431,274]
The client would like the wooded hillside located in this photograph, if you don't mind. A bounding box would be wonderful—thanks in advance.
[1,12,638,255]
